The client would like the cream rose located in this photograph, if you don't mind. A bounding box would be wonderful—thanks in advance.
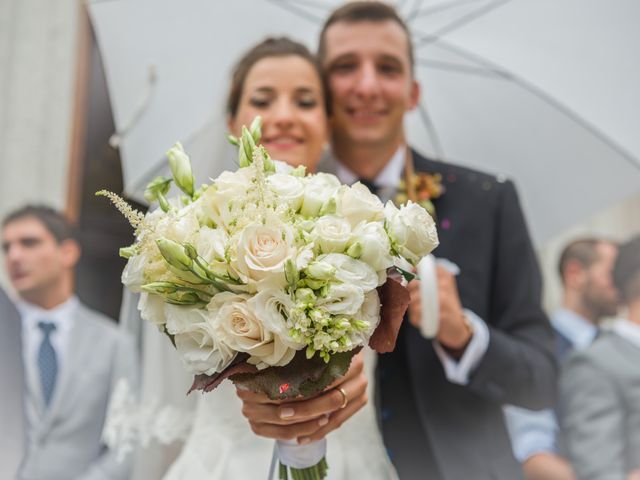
[248,288,303,349]
[351,221,394,274]
[336,183,385,227]
[317,253,379,293]
[209,292,296,369]
[267,173,305,212]
[385,201,439,265]
[232,223,297,283]
[300,173,342,218]
[198,167,254,228]
[312,215,352,253]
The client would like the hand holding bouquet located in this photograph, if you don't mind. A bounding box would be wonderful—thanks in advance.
[100,117,438,479]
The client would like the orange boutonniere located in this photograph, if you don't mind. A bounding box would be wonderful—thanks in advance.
[395,171,445,218]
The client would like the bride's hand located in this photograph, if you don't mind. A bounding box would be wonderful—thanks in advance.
[236,351,367,444]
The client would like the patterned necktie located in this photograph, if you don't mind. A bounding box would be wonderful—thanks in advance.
[356,178,380,197]
[37,321,58,407]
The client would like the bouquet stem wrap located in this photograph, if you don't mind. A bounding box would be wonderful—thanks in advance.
[276,438,328,480]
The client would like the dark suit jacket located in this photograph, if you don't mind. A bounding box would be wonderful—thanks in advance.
[0,287,25,479]
[399,150,557,479]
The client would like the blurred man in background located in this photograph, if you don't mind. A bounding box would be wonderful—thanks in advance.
[506,238,619,480]
[1,205,136,480]
[561,235,640,480]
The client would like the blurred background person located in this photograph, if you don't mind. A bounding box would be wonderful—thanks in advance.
[1,205,137,480]
[560,235,640,480]
[0,284,25,479]
[506,237,619,479]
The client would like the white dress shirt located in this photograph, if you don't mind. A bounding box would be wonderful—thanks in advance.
[611,317,640,348]
[17,296,79,423]
[329,146,490,384]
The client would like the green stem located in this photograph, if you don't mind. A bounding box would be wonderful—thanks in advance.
[280,457,328,480]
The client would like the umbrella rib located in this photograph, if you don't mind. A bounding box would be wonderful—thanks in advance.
[433,40,640,172]
[413,0,512,47]
[265,0,327,23]
[416,58,504,77]
[417,101,446,160]
[407,0,486,22]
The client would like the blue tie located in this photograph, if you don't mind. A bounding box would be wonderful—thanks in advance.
[37,321,58,407]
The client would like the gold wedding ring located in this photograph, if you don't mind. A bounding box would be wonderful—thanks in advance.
[337,387,348,409]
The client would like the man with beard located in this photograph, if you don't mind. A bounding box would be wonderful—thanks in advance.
[506,238,619,480]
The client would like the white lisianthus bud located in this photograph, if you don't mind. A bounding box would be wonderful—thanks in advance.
[312,215,352,253]
[384,200,439,265]
[167,142,195,197]
[336,183,384,227]
[267,173,305,212]
[305,261,336,281]
[352,221,395,274]
[316,253,378,293]
[301,173,341,218]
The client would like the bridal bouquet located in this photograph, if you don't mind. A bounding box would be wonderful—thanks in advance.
[100,118,438,480]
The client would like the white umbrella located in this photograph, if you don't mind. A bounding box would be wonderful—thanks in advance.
[88,0,640,245]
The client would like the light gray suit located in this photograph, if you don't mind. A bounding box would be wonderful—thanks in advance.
[14,301,137,480]
[0,287,26,479]
[560,332,640,480]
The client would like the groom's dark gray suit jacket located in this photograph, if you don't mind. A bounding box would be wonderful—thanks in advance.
[386,150,558,479]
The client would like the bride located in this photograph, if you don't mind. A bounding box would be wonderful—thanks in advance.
[116,37,399,480]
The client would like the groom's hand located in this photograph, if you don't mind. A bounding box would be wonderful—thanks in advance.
[407,266,473,353]
[236,352,367,444]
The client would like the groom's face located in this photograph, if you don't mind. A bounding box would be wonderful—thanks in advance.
[322,20,419,149]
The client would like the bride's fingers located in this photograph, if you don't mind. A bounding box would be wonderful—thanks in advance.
[296,389,368,444]
[241,400,324,426]
[248,415,330,441]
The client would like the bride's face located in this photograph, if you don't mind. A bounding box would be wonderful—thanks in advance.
[229,55,327,172]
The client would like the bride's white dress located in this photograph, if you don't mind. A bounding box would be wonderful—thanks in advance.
[114,291,398,480]
[164,348,398,480]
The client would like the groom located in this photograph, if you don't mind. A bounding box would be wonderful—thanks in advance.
[238,3,557,479]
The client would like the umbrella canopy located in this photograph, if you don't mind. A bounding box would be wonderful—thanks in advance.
[88,0,640,246]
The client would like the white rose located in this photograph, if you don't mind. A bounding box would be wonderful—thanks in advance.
[350,290,381,345]
[336,183,385,227]
[312,215,352,253]
[198,168,254,228]
[121,250,152,291]
[155,208,200,243]
[174,321,236,375]
[301,173,341,218]
[351,221,394,275]
[385,201,439,265]
[193,227,227,263]
[232,223,297,283]
[137,292,167,326]
[317,253,379,292]
[249,288,304,349]
[267,173,304,212]
[317,283,365,315]
[209,292,296,369]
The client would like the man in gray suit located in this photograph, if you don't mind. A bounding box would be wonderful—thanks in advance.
[1,205,137,480]
[0,285,25,479]
[560,235,640,480]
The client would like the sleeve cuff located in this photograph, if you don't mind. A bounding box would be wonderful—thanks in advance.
[432,309,490,385]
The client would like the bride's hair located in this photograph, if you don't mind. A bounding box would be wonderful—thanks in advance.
[226,37,328,118]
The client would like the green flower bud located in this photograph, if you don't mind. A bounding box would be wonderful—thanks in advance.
[318,197,337,216]
[167,142,195,198]
[329,341,340,351]
[119,245,138,259]
[183,243,198,260]
[305,345,316,359]
[144,176,173,212]
[241,126,256,161]
[346,241,363,259]
[238,140,251,168]
[249,116,262,143]
[295,288,316,304]
[306,261,336,281]
[291,165,307,177]
[354,320,370,331]
[301,278,326,290]
[284,259,299,289]
[156,238,192,271]
[227,134,239,146]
